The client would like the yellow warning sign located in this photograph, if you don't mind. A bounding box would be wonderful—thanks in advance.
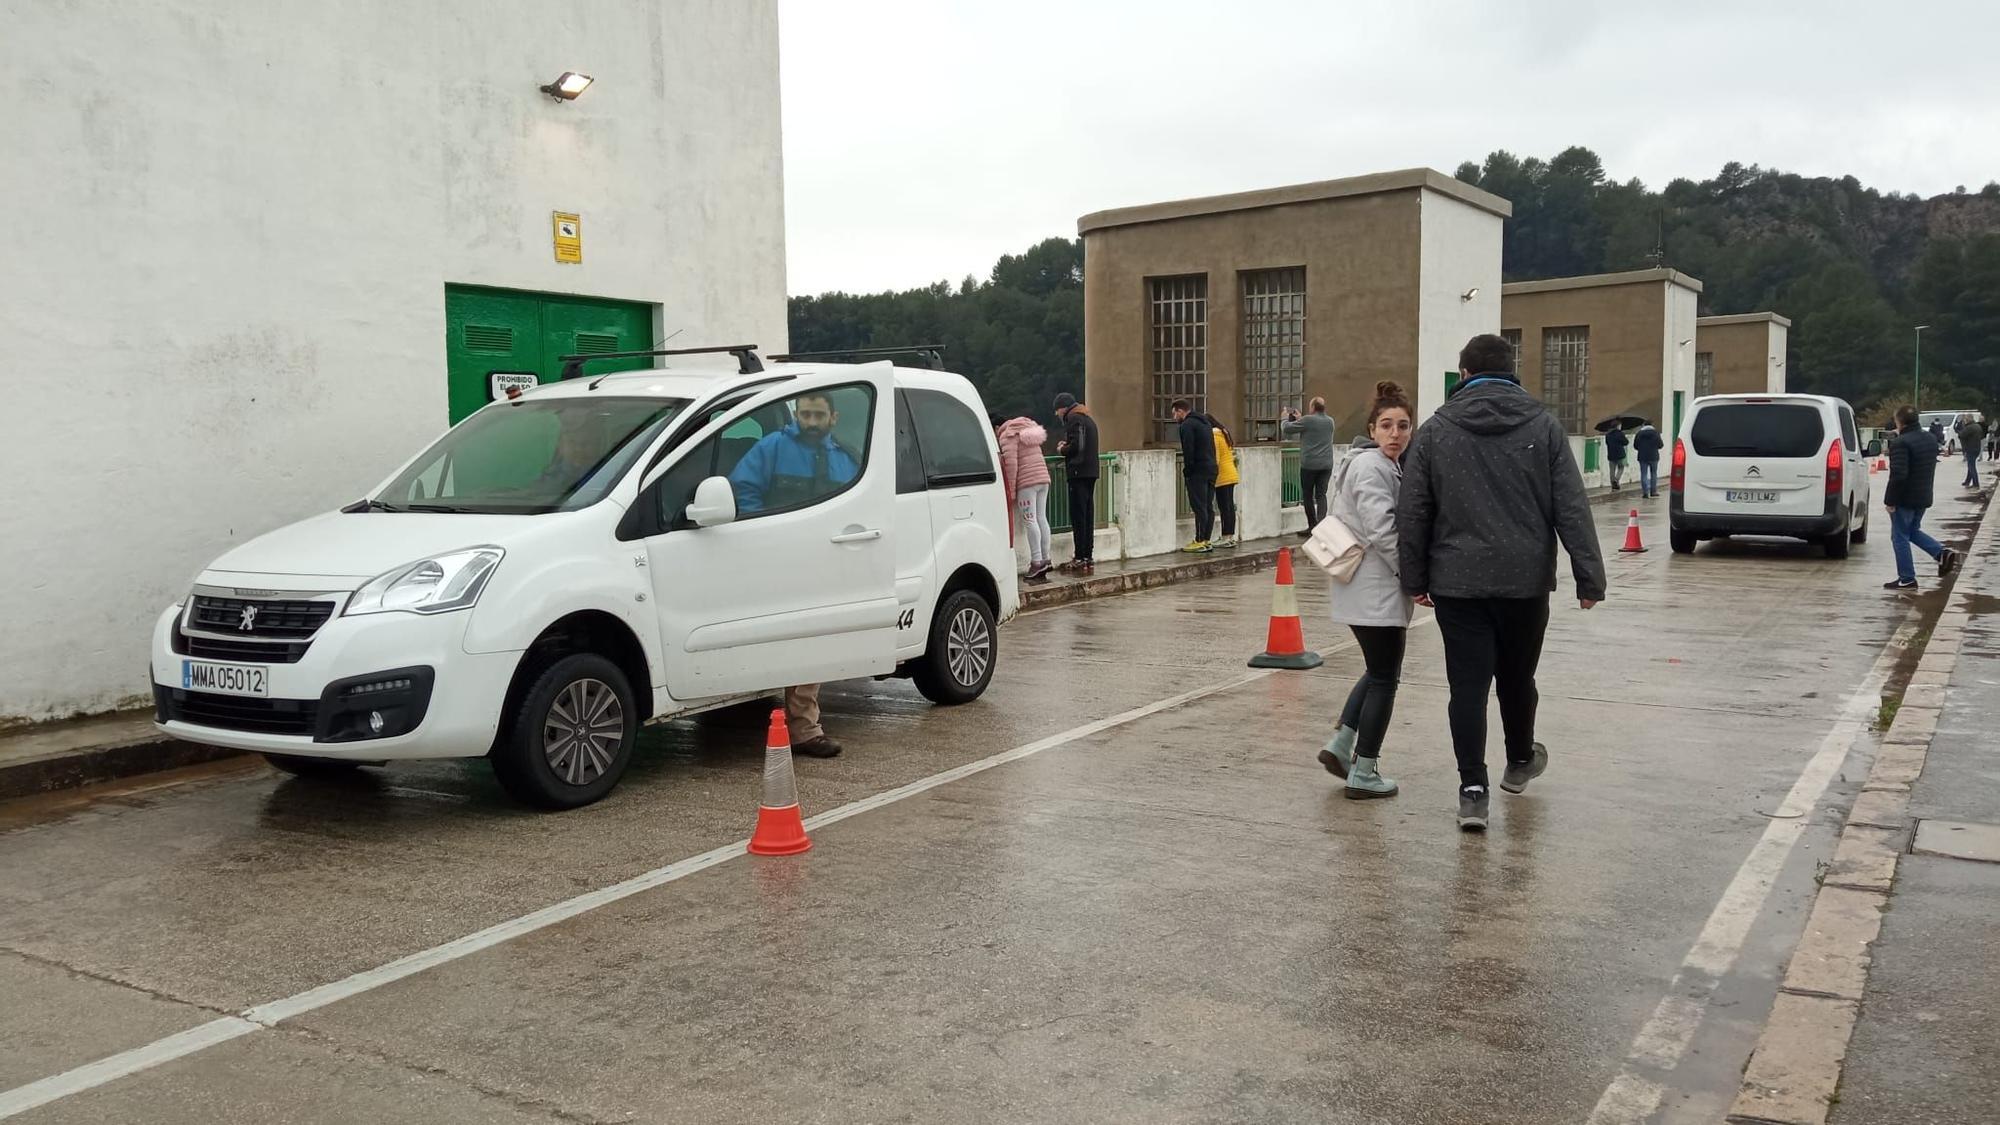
[553,212,582,264]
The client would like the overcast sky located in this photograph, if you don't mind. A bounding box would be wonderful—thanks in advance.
[779,0,1999,297]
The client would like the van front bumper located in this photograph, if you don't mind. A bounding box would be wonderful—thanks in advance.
[150,604,517,761]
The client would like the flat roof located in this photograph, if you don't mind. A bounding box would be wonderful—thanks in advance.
[1698,312,1793,329]
[1501,268,1704,297]
[1076,167,1512,235]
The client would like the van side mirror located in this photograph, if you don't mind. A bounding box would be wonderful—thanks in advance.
[686,476,737,528]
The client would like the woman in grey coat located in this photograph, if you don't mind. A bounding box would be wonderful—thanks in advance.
[1316,381,1416,799]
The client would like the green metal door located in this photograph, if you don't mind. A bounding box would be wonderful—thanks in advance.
[444,285,655,424]
[1673,391,1686,439]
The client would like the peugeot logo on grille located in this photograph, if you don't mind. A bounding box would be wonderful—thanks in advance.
[238,605,259,633]
[1747,466,1762,477]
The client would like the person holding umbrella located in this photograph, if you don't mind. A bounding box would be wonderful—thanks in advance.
[1603,421,1629,491]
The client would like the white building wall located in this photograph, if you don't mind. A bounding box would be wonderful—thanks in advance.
[1415,191,1506,423]
[1662,282,1702,437]
[1768,323,1790,393]
[0,0,787,724]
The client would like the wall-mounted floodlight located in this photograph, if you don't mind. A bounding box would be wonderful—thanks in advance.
[1461,287,1479,302]
[539,72,594,101]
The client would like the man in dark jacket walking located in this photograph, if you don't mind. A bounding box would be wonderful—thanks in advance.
[1604,423,1629,491]
[1885,405,1957,590]
[1054,393,1100,573]
[1173,400,1217,553]
[1632,423,1664,498]
[1957,417,1985,489]
[1399,334,1607,832]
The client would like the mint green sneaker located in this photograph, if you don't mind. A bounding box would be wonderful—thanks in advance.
[1316,726,1357,779]
[1344,756,1399,799]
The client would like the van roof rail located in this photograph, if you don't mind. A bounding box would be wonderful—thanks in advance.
[769,344,946,370]
[557,345,763,381]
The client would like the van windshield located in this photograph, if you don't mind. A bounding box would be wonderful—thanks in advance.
[374,397,688,514]
[1690,403,1825,458]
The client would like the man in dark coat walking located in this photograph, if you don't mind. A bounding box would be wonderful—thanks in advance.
[1399,334,1607,832]
[1885,405,1957,590]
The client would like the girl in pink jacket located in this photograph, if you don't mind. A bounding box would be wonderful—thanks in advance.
[992,413,1053,580]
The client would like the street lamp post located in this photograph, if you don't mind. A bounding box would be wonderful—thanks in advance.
[1913,325,1930,410]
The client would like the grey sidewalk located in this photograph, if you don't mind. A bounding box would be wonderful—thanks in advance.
[1831,494,2000,1125]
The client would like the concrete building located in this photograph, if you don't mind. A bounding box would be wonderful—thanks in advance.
[1696,313,1791,397]
[0,1,787,725]
[1077,169,1510,451]
[1501,269,1703,437]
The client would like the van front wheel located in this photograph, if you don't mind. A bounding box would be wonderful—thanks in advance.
[491,653,637,809]
[911,590,997,706]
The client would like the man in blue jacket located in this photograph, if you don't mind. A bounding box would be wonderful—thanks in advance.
[729,392,860,514]
[726,390,859,758]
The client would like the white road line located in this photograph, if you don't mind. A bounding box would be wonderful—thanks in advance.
[0,1018,262,1120]
[1,656,1335,1119]
[1585,610,1918,1125]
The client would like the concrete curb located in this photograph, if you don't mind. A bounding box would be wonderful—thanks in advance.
[1726,488,1996,1125]
[1019,548,1278,610]
[0,730,241,802]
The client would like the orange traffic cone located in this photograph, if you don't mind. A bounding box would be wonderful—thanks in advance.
[747,709,812,856]
[1619,509,1647,553]
[1249,548,1323,670]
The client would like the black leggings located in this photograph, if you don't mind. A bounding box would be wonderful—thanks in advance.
[1216,484,1237,537]
[1338,626,1406,759]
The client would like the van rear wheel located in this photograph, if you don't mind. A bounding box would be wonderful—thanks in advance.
[491,653,637,809]
[912,589,997,705]
[1669,529,1697,555]
[1823,529,1852,559]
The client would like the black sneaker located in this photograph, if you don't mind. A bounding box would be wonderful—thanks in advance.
[1940,548,1959,577]
[1883,577,1917,590]
[1457,786,1489,832]
[1499,743,1548,794]
[792,735,844,759]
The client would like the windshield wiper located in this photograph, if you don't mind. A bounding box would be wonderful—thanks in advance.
[342,498,405,513]
[403,503,479,514]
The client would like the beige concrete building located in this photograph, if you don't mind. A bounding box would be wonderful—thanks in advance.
[1500,269,1703,437]
[1695,313,1791,397]
[1077,169,1510,450]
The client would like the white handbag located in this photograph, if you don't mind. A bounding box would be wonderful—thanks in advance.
[1301,458,1366,583]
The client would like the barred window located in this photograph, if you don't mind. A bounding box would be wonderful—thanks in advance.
[1501,329,1523,376]
[1695,351,1715,398]
[1541,326,1590,434]
[1149,275,1209,443]
[1241,268,1306,439]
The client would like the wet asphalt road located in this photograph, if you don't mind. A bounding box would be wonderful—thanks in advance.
[0,486,1986,1124]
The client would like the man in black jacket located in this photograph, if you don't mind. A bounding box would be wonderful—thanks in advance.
[1399,334,1607,832]
[1173,400,1217,553]
[1054,393,1100,573]
[1884,405,1957,590]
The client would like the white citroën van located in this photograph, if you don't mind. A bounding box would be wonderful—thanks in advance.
[1669,393,1870,558]
[151,346,1018,808]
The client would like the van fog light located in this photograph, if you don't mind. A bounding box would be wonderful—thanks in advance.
[369,711,386,736]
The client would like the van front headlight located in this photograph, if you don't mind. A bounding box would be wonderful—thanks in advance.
[345,547,505,617]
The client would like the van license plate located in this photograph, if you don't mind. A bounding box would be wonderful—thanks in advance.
[182,660,268,698]
[1726,490,1778,503]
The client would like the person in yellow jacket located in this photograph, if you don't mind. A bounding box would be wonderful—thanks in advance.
[1208,414,1241,548]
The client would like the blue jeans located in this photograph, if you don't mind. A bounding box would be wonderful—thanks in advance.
[1966,449,1981,488]
[1638,460,1659,495]
[1890,506,1944,582]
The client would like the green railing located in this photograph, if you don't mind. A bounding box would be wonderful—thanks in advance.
[1045,454,1117,532]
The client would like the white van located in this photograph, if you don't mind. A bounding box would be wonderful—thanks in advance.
[150,347,1018,808]
[1669,393,1870,557]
